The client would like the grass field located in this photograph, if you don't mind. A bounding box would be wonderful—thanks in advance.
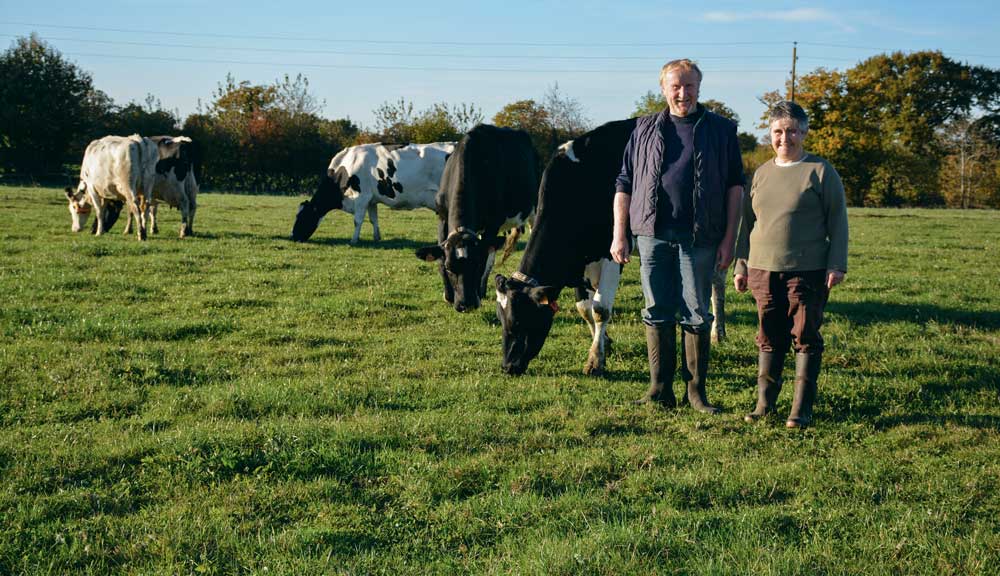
[1,186,998,575]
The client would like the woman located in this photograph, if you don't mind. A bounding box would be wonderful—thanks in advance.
[733,101,849,428]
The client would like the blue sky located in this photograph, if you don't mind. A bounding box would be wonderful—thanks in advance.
[2,1,998,136]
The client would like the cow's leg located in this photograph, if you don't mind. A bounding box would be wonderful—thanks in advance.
[178,195,190,238]
[350,204,366,245]
[187,196,196,236]
[435,219,454,304]
[367,204,381,242]
[711,267,727,343]
[123,210,133,235]
[583,259,622,376]
[149,202,159,235]
[479,249,497,298]
[575,284,597,339]
[136,195,148,241]
[91,197,106,236]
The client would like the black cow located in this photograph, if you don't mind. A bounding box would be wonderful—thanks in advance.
[415,124,538,312]
[494,118,637,375]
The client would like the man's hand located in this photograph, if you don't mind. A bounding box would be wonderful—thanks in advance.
[611,234,630,264]
[716,241,734,271]
[826,270,845,290]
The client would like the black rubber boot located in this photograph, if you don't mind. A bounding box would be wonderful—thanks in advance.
[786,352,821,428]
[744,350,785,422]
[635,324,676,408]
[683,329,720,414]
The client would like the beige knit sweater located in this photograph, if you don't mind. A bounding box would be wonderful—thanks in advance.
[734,154,849,276]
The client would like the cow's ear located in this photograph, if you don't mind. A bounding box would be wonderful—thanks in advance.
[415,245,444,262]
[528,286,559,307]
[64,187,73,199]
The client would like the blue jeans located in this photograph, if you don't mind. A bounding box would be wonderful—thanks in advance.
[637,232,717,331]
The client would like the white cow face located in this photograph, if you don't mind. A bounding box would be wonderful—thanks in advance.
[152,136,193,160]
[64,186,91,232]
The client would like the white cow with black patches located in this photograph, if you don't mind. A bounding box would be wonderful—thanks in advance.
[290,142,455,244]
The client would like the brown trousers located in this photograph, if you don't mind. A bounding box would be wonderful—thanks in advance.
[748,268,828,354]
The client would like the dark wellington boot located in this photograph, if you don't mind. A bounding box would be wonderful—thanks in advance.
[683,330,721,414]
[744,350,785,422]
[635,324,677,408]
[787,352,821,428]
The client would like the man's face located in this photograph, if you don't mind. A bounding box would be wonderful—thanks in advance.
[770,117,806,162]
[661,69,700,117]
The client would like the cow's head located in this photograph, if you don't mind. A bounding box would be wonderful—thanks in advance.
[150,136,192,160]
[291,168,350,242]
[495,273,560,375]
[64,184,91,232]
[416,228,504,312]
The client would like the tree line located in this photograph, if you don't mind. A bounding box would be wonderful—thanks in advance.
[2,34,998,207]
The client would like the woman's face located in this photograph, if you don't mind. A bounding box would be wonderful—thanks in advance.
[770,117,806,163]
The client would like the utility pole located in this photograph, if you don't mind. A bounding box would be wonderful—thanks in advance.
[790,41,798,102]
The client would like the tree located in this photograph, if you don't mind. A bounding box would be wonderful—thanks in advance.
[493,99,555,161]
[0,34,108,176]
[632,90,666,117]
[788,51,999,206]
[102,94,180,137]
[493,86,589,162]
[542,83,589,136]
[372,99,482,143]
[938,116,1000,208]
[187,73,353,193]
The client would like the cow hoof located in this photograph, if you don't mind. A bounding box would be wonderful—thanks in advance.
[583,356,604,376]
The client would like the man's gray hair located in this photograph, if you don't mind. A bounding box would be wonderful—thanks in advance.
[769,100,809,132]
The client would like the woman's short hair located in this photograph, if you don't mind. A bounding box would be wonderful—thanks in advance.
[769,100,809,132]
[660,59,703,86]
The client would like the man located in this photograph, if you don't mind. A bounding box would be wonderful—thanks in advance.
[611,59,744,413]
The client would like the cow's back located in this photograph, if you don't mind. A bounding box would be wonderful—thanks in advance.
[376,142,454,210]
[80,136,144,200]
[524,118,637,275]
[441,125,537,232]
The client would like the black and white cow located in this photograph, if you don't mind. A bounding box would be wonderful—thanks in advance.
[291,142,455,243]
[494,119,732,376]
[494,119,636,375]
[415,124,538,312]
[119,136,199,237]
[65,134,191,241]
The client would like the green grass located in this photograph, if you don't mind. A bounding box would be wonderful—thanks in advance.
[1,186,998,575]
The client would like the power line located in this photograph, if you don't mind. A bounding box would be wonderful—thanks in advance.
[63,51,790,74]
[799,41,1000,59]
[0,34,796,61]
[2,20,792,48]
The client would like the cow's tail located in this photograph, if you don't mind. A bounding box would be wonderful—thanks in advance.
[499,226,522,265]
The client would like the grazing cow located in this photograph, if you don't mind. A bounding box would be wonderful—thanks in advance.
[494,118,733,376]
[118,136,199,237]
[65,134,191,240]
[494,119,636,376]
[415,124,538,312]
[290,142,455,243]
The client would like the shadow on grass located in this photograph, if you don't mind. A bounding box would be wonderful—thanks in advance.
[827,300,1000,330]
[294,235,431,251]
[871,413,1000,430]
